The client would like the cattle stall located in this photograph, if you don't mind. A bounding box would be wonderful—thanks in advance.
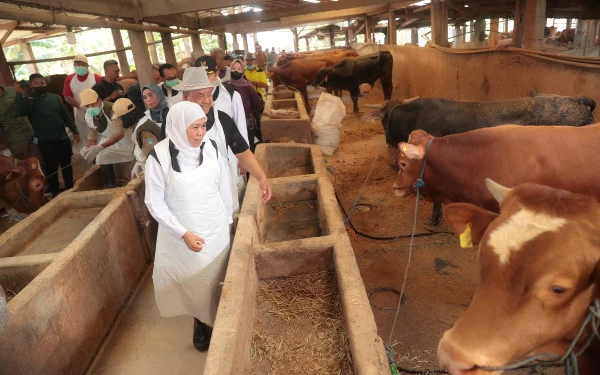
[260,88,313,144]
[0,178,154,374]
[204,143,389,374]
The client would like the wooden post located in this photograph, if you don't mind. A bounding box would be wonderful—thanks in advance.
[522,0,546,49]
[183,36,191,58]
[454,25,464,47]
[411,27,419,45]
[128,30,154,87]
[305,37,310,51]
[329,25,335,47]
[232,33,239,50]
[388,10,397,45]
[566,18,572,30]
[364,16,373,43]
[513,0,525,48]
[190,33,204,58]
[0,47,14,85]
[504,18,509,33]
[488,18,499,47]
[145,31,160,64]
[111,29,130,74]
[292,28,299,53]
[19,42,38,75]
[252,33,258,47]
[431,0,448,46]
[161,32,177,66]
[242,33,249,56]
[219,33,226,50]
[588,20,598,47]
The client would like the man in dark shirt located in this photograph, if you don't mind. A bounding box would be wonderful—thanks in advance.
[174,67,271,203]
[14,73,80,197]
[92,59,124,102]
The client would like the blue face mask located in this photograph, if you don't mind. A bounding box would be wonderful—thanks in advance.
[87,107,101,117]
[165,79,179,88]
[75,66,88,76]
[246,65,256,70]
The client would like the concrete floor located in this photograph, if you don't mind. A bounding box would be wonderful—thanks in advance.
[87,267,207,375]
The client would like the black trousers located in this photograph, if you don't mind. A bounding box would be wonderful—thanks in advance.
[38,138,73,196]
[246,116,256,153]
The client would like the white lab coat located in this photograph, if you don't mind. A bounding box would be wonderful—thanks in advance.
[145,138,231,324]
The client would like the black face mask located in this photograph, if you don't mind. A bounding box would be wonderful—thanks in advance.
[33,87,47,95]
[120,110,140,129]
[231,71,244,80]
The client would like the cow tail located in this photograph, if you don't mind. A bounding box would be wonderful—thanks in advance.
[580,97,596,112]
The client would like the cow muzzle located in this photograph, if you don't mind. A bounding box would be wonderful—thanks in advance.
[438,335,503,375]
[393,182,414,197]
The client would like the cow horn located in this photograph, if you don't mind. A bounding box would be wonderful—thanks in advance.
[401,96,420,105]
[485,178,512,204]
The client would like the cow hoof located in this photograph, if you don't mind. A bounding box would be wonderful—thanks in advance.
[425,218,440,226]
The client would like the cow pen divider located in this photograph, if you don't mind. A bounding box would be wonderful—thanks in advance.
[203,143,390,374]
[0,176,156,375]
[261,88,313,144]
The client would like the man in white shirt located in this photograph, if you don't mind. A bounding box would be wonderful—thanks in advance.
[158,63,183,107]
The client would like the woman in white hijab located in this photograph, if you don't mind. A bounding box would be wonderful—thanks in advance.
[144,101,233,352]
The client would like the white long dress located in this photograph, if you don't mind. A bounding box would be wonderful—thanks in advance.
[145,138,232,325]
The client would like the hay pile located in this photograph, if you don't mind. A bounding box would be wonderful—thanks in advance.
[250,271,354,375]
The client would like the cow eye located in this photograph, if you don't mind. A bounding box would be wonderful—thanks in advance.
[550,285,567,295]
[400,161,407,169]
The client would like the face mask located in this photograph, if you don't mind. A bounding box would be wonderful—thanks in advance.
[33,87,47,95]
[87,107,101,117]
[75,66,88,76]
[231,71,243,80]
[165,79,179,88]
[120,110,140,129]
[246,65,256,70]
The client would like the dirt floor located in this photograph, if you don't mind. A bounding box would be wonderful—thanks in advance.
[303,85,563,375]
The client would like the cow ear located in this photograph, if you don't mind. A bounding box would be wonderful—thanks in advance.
[445,203,498,248]
[1,168,23,180]
[398,142,424,160]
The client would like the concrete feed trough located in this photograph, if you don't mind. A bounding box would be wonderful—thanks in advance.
[204,143,390,374]
[261,90,312,144]
[0,178,155,375]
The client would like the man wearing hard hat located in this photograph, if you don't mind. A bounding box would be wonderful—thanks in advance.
[62,54,102,155]
[79,89,135,188]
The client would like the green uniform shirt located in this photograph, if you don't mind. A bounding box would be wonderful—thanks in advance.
[0,86,34,143]
[14,90,78,143]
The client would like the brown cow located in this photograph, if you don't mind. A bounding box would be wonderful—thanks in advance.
[269,59,330,111]
[0,155,46,213]
[393,124,600,214]
[438,180,600,374]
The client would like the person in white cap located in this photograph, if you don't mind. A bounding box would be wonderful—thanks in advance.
[62,54,102,155]
[174,68,272,218]
[79,89,135,188]
[144,101,232,352]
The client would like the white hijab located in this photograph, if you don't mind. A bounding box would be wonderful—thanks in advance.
[165,101,207,173]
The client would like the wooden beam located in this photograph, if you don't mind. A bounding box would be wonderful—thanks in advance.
[19,42,38,74]
[513,0,525,48]
[0,21,18,31]
[146,31,160,64]
[161,32,177,66]
[128,29,154,87]
[292,27,299,53]
[242,33,249,56]
[431,0,448,46]
[143,14,202,31]
[7,47,132,66]
[141,0,414,18]
[388,10,397,45]
[0,22,17,46]
[190,33,204,57]
[111,29,131,75]
[489,18,499,47]
[0,8,215,35]
[365,16,373,43]
[1,0,134,19]
[0,44,14,85]
[522,0,546,49]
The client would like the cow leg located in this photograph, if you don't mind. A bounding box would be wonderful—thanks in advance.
[351,89,359,114]
[425,202,442,226]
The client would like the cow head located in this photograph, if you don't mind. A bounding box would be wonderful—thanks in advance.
[0,157,46,213]
[393,129,434,197]
[438,179,600,374]
[313,67,333,87]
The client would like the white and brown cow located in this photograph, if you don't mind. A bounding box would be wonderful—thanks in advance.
[438,179,600,375]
